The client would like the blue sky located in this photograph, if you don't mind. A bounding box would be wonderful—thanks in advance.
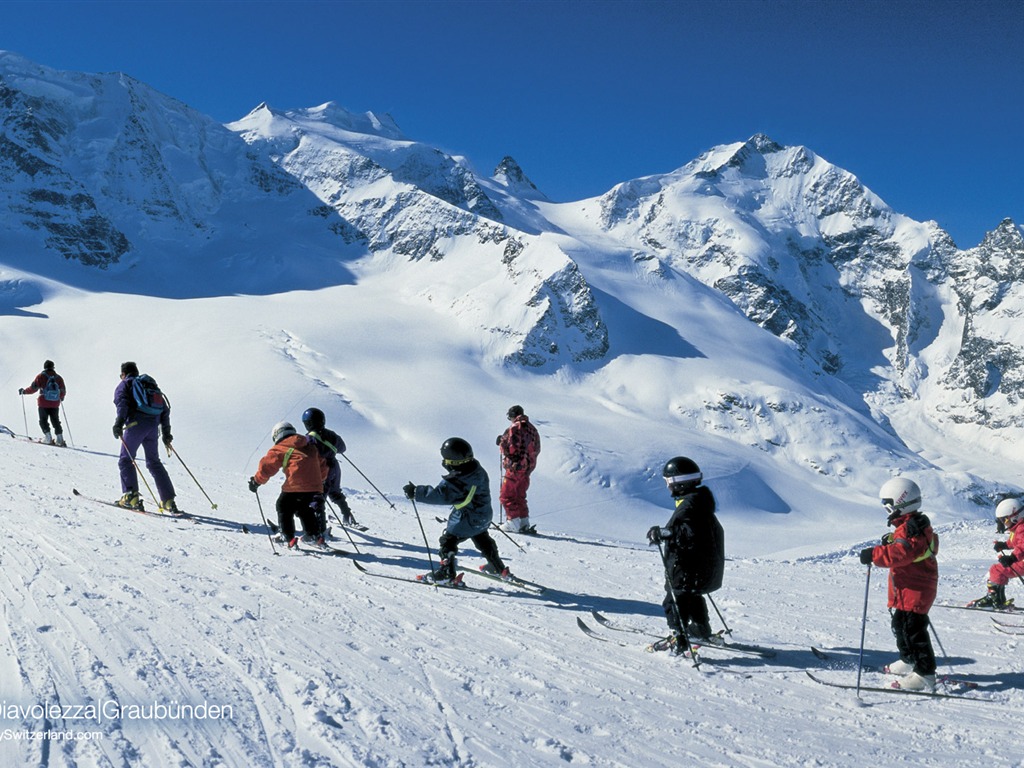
[3,0,1021,247]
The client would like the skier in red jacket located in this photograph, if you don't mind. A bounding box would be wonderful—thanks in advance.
[859,477,938,692]
[497,405,540,533]
[968,498,1024,609]
[249,422,328,550]
[19,360,66,446]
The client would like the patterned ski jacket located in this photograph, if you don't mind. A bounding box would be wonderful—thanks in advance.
[254,434,328,493]
[23,370,66,409]
[414,460,493,538]
[499,415,540,473]
[867,512,938,614]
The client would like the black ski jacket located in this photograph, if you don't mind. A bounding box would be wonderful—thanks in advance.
[664,485,725,595]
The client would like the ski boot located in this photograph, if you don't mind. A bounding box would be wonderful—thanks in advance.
[158,498,181,515]
[479,562,513,581]
[648,631,687,656]
[969,583,1010,609]
[116,491,144,510]
[420,558,463,586]
[894,671,936,692]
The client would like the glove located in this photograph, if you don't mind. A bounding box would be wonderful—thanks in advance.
[112,420,124,439]
[403,482,416,500]
[496,435,502,446]
[859,548,874,565]
[18,388,24,395]
[646,526,664,545]
[248,477,260,493]
[999,553,1018,567]
[163,432,173,445]
[994,540,1010,552]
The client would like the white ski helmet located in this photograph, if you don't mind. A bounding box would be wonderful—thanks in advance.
[272,421,297,444]
[996,498,1024,529]
[879,477,922,516]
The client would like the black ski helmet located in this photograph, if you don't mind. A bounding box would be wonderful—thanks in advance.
[302,407,326,431]
[662,456,702,495]
[507,404,525,420]
[440,437,474,469]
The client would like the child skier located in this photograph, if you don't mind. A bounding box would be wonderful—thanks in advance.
[859,477,939,692]
[403,437,510,585]
[968,498,1024,609]
[249,421,328,550]
[646,456,725,652]
[302,407,359,531]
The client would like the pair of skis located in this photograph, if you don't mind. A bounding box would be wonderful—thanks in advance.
[803,671,991,701]
[577,611,776,659]
[352,560,544,594]
[72,488,195,523]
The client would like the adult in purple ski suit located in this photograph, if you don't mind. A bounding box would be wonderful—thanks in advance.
[112,361,176,507]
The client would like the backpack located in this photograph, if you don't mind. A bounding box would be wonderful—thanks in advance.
[42,375,62,402]
[131,374,167,416]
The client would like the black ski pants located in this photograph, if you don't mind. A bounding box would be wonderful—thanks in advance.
[438,530,505,573]
[38,406,62,435]
[276,491,324,541]
[663,588,712,638]
[891,608,936,675]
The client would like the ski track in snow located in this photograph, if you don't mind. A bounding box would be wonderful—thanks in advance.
[0,438,1020,768]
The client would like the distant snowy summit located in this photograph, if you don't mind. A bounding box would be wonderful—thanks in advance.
[492,156,546,201]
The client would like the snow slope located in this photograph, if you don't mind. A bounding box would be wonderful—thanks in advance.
[0,429,1019,768]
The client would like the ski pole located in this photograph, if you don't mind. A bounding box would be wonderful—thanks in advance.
[928,619,954,680]
[60,403,74,447]
[491,521,526,552]
[168,444,218,509]
[342,454,397,511]
[856,564,872,698]
[706,593,732,636]
[253,487,278,555]
[498,445,506,524]
[119,435,159,507]
[325,499,360,554]
[20,393,28,436]
[655,539,699,668]
[408,492,437,584]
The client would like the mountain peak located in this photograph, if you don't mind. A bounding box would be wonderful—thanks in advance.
[978,217,1024,251]
[746,133,785,154]
[492,155,546,200]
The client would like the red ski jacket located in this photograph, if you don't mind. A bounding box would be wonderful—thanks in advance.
[254,435,327,493]
[867,512,938,614]
[23,371,66,409]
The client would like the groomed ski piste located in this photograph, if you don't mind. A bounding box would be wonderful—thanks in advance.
[0,433,1021,768]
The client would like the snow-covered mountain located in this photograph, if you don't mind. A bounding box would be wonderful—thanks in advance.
[2,51,1023,537]
[0,51,355,296]
[4,50,1024,768]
